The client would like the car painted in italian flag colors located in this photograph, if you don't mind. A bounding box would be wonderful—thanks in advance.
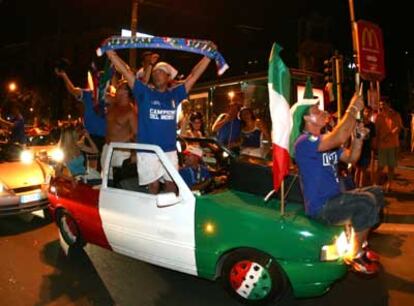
[48,142,350,305]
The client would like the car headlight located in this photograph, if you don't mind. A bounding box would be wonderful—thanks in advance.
[320,231,353,261]
[20,150,34,164]
[50,148,64,162]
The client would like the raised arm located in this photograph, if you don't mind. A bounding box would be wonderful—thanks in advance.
[184,56,211,93]
[78,131,99,154]
[55,69,82,98]
[106,50,136,89]
[318,94,364,152]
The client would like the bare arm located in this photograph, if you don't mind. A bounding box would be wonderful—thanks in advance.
[211,113,229,133]
[184,56,211,93]
[318,94,364,152]
[106,50,136,89]
[78,132,98,154]
[55,69,82,98]
[340,137,364,164]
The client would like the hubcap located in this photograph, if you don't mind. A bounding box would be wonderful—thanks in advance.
[229,260,272,300]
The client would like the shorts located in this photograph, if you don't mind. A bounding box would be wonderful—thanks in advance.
[101,144,131,179]
[378,147,397,167]
[136,151,178,185]
[316,186,384,232]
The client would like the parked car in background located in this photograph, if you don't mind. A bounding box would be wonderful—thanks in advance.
[0,143,53,216]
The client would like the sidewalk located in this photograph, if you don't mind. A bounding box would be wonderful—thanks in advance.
[381,151,414,224]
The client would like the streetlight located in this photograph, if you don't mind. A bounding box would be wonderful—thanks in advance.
[228,91,235,101]
[8,82,17,92]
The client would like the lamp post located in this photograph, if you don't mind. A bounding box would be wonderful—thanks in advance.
[129,0,139,69]
[8,82,17,93]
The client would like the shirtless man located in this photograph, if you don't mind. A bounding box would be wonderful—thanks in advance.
[101,80,137,177]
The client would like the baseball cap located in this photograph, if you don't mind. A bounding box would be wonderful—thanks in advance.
[153,62,178,79]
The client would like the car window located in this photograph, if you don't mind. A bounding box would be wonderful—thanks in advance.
[109,148,178,195]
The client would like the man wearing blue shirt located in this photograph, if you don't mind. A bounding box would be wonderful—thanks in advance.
[292,94,384,275]
[106,49,212,194]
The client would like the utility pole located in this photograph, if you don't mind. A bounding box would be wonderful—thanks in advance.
[129,0,139,69]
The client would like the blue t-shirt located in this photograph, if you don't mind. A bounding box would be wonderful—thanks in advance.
[132,80,187,152]
[217,119,241,146]
[294,134,342,217]
[179,165,211,189]
[241,128,261,148]
[10,116,26,144]
[67,154,86,176]
[79,90,106,137]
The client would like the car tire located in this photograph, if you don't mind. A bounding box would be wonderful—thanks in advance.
[221,249,293,305]
[57,211,85,248]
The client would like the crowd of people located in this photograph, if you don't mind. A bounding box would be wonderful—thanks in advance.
[0,43,410,277]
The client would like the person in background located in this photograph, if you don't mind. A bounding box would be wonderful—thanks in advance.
[238,107,270,158]
[354,106,376,187]
[178,99,192,133]
[58,126,98,177]
[181,111,205,138]
[179,145,211,190]
[55,68,106,169]
[212,101,242,149]
[0,105,26,144]
[374,101,403,192]
[292,93,384,275]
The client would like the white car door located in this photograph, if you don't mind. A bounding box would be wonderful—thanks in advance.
[99,143,197,276]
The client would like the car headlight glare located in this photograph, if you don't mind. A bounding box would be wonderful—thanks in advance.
[20,150,34,164]
[51,148,64,162]
[320,231,353,261]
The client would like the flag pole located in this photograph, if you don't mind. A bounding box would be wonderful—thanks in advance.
[280,180,285,215]
[348,0,360,91]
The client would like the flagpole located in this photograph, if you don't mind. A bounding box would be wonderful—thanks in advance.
[348,0,360,91]
[280,180,285,215]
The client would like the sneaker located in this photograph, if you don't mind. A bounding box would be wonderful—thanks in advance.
[351,256,379,275]
[363,248,380,262]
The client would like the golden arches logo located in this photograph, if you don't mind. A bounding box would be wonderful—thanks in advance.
[362,27,379,50]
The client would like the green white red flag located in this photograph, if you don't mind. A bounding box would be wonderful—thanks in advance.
[268,43,292,191]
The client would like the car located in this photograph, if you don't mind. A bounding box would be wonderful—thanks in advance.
[26,129,63,164]
[48,142,351,305]
[0,143,53,217]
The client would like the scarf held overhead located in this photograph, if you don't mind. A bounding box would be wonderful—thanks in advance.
[96,36,229,76]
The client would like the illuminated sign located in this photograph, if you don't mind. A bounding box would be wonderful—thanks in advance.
[356,20,385,81]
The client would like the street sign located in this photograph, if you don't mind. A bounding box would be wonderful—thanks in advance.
[356,20,385,81]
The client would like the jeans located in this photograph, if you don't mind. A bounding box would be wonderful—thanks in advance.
[317,186,384,232]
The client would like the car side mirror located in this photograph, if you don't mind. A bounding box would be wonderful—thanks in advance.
[156,192,181,207]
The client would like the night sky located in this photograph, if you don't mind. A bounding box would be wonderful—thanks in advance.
[0,0,412,114]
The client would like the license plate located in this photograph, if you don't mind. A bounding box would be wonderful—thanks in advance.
[20,192,42,204]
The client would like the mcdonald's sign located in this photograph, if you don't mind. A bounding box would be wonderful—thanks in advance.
[356,20,385,81]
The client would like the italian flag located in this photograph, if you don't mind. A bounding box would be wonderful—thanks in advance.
[268,43,292,191]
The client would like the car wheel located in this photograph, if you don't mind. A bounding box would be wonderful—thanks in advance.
[57,211,85,248]
[221,249,293,305]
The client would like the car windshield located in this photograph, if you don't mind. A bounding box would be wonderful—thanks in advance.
[0,143,23,162]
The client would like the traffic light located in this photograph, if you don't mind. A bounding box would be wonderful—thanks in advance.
[323,57,336,83]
